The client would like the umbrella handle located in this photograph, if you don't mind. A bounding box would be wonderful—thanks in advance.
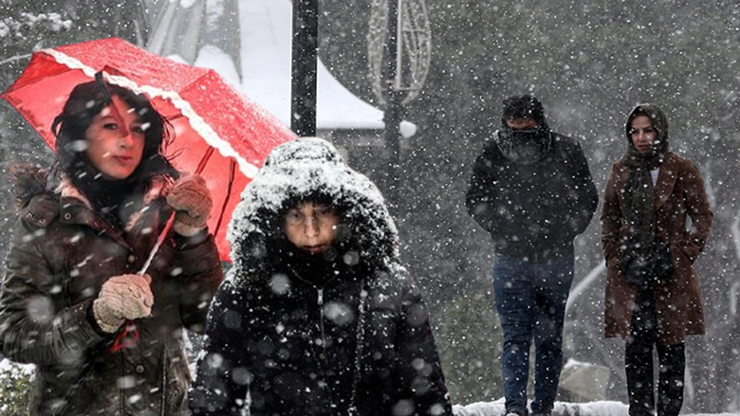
[139,154,210,276]
[138,212,176,275]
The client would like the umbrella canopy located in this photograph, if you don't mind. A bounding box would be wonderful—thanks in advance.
[2,37,296,262]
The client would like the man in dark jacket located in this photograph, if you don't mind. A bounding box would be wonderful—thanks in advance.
[466,95,598,416]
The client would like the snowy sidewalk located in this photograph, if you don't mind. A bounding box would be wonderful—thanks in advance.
[453,399,628,416]
[452,399,738,416]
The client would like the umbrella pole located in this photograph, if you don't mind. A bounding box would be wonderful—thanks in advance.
[138,212,176,275]
[138,151,214,276]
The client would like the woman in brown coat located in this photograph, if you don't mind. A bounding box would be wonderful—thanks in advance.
[0,78,223,415]
[601,103,712,416]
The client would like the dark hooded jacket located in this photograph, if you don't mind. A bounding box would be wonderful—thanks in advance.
[465,119,598,261]
[0,166,223,416]
[189,138,452,416]
[601,104,713,345]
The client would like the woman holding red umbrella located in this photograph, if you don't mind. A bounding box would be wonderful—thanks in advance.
[0,77,223,415]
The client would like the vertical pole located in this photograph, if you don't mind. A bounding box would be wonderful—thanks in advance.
[291,0,318,137]
[383,0,402,212]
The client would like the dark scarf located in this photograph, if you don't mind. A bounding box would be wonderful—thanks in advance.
[62,154,176,228]
[284,242,341,287]
[619,104,670,270]
[495,126,553,164]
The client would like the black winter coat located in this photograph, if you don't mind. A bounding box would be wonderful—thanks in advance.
[0,167,223,416]
[191,263,450,416]
[466,131,598,261]
[189,138,452,416]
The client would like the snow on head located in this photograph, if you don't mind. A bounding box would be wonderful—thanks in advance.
[227,137,399,276]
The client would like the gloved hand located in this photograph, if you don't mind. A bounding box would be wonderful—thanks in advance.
[166,174,213,236]
[92,274,154,333]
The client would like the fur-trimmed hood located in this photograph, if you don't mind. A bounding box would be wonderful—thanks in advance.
[10,163,173,235]
[9,164,49,210]
[227,138,400,281]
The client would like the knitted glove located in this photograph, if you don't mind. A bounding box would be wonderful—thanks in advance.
[92,274,154,333]
[166,174,213,236]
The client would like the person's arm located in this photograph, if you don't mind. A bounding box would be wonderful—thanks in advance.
[600,166,623,268]
[164,173,225,332]
[679,162,713,262]
[565,140,599,237]
[173,231,224,333]
[465,143,510,235]
[393,275,453,416]
[189,280,250,416]
[0,219,104,365]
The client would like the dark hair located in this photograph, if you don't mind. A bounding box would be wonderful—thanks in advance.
[501,94,547,129]
[51,78,176,204]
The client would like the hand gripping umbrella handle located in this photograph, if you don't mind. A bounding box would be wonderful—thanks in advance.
[137,212,176,275]
[138,141,213,276]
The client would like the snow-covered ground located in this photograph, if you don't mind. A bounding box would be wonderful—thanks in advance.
[453,398,628,416]
[1,358,737,415]
[451,399,738,416]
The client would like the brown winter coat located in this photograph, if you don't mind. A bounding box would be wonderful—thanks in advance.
[0,167,224,416]
[602,151,712,345]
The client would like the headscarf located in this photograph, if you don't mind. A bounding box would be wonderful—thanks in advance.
[619,103,670,269]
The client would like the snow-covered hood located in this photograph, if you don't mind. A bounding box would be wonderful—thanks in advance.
[227,137,399,277]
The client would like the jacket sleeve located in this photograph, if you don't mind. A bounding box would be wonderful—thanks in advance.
[563,140,599,238]
[189,280,249,416]
[465,144,510,236]
[394,278,453,416]
[0,219,104,365]
[600,165,623,268]
[679,162,713,262]
[173,232,224,333]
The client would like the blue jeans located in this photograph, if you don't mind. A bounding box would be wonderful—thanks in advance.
[492,254,574,415]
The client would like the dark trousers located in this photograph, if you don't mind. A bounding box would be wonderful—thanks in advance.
[625,289,685,416]
[493,254,574,416]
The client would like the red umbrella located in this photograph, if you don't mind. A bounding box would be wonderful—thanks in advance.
[2,37,296,262]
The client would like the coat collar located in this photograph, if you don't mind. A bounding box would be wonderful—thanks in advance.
[653,152,680,209]
[55,174,172,250]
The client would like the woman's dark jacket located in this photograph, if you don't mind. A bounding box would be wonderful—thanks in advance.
[466,131,598,261]
[0,166,224,416]
[189,138,452,416]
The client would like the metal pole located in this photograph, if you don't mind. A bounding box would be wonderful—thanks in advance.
[383,0,402,211]
[291,0,318,137]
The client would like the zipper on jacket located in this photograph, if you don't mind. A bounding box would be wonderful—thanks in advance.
[288,268,337,364]
[317,288,327,357]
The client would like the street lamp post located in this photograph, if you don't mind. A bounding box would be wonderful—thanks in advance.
[369,0,431,211]
[291,0,318,137]
[383,0,402,211]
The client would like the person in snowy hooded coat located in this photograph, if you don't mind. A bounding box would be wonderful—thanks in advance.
[189,137,453,416]
[0,79,223,416]
[601,103,712,416]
